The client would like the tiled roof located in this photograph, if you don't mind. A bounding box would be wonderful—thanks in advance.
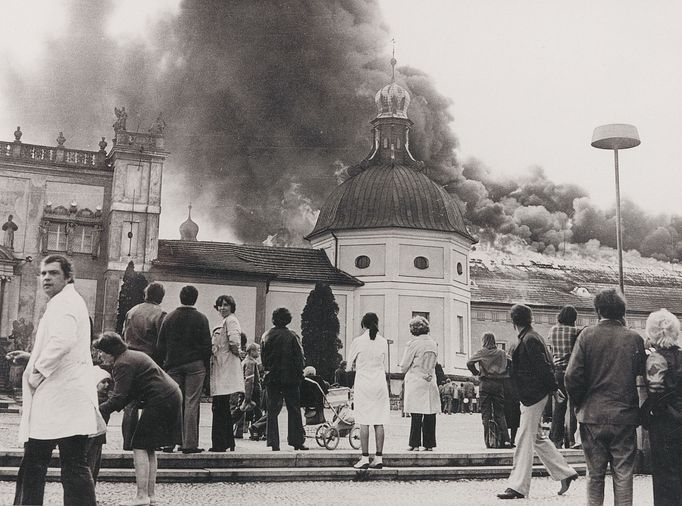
[470,258,682,314]
[154,240,363,286]
[307,163,475,242]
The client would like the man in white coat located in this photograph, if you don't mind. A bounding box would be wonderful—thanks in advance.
[7,254,101,506]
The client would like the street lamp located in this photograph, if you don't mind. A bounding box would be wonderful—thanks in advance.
[591,124,641,294]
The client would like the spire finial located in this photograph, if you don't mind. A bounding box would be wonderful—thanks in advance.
[390,38,397,83]
[188,202,192,218]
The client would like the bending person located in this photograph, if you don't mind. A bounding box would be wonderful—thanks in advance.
[95,332,182,506]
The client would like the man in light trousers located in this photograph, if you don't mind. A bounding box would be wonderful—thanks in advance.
[497,304,578,500]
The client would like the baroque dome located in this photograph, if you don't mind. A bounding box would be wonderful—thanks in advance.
[375,82,410,119]
[179,204,199,241]
[307,163,473,241]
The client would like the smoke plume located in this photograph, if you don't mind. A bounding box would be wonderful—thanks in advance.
[2,0,681,262]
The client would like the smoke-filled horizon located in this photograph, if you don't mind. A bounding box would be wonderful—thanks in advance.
[2,0,681,262]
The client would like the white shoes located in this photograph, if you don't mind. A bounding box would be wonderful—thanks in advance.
[353,456,370,469]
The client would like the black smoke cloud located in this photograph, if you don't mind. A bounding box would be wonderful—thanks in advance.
[3,0,680,261]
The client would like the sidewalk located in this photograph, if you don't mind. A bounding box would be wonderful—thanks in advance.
[0,399,499,454]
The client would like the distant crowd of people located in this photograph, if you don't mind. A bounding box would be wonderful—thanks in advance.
[5,253,682,506]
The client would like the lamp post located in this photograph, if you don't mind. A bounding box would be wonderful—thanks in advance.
[591,124,641,294]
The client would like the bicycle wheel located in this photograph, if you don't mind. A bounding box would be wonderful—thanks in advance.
[315,424,330,447]
[324,427,340,450]
[349,425,361,450]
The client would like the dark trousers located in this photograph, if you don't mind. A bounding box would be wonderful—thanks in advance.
[211,395,235,451]
[649,418,682,506]
[580,423,637,506]
[266,382,305,449]
[85,438,104,485]
[409,413,436,448]
[14,435,96,506]
[480,380,510,447]
[549,370,577,448]
[122,401,139,451]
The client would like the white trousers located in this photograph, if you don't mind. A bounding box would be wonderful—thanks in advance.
[507,395,576,496]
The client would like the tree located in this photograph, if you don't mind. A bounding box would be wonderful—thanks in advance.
[301,282,341,383]
[115,261,148,334]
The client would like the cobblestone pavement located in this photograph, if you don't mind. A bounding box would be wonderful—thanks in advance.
[0,401,506,453]
[0,475,655,505]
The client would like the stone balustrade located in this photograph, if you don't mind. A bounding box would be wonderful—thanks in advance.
[0,140,108,170]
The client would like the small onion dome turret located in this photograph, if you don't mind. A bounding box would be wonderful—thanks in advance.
[179,204,199,241]
[375,82,411,120]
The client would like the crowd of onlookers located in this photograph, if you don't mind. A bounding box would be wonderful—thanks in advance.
[6,253,682,506]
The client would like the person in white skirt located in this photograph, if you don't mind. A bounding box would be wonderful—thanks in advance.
[347,313,390,469]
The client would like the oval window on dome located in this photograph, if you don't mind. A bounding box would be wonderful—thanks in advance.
[457,262,464,275]
[355,255,371,269]
[414,256,429,270]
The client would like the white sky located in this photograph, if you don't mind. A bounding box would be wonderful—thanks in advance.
[380,0,681,215]
[1,1,680,227]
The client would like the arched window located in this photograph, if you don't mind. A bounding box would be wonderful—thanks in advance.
[414,256,429,270]
[355,255,371,269]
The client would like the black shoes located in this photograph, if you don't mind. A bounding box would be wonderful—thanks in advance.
[292,444,309,451]
[558,473,578,495]
[180,447,205,454]
[497,488,524,500]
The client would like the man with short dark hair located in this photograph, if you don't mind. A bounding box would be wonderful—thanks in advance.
[8,254,100,505]
[121,281,167,450]
[157,285,211,453]
[566,288,645,506]
[548,305,580,449]
[497,304,578,500]
[261,307,307,452]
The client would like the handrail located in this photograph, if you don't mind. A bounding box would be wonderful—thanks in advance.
[0,141,108,170]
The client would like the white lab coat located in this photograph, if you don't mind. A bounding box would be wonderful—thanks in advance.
[19,284,103,443]
[347,331,390,425]
[400,335,440,415]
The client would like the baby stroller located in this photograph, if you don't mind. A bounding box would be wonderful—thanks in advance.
[302,378,360,450]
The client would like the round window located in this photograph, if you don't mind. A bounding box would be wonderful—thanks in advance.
[414,256,429,270]
[355,255,371,269]
[457,262,463,275]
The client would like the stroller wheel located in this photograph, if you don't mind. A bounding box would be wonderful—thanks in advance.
[324,427,340,450]
[349,425,361,450]
[315,424,330,447]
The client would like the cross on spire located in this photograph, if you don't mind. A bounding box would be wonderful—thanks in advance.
[391,38,397,83]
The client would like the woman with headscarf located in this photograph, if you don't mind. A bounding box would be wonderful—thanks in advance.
[400,316,440,451]
[209,295,244,452]
[467,332,511,448]
[644,308,682,504]
[347,312,390,469]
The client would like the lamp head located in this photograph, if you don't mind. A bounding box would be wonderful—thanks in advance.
[591,124,640,150]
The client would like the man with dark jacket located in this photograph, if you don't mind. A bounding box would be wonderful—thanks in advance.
[156,285,211,453]
[497,304,578,500]
[565,288,645,506]
[261,307,307,451]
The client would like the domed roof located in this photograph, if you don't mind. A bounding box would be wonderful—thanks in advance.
[375,82,410,119]
[307,164,474,241]
[179,204,199,241]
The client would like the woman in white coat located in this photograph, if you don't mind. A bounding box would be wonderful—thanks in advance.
[347,312,390,469]
[400,316,440,451]
[209,295,245,452]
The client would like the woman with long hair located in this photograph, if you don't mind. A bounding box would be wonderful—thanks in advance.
[347,312,390,469]
[209,295,244,452]
[400,316,440,451]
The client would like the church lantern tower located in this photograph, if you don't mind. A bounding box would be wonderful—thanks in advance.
[307,56,476,376]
